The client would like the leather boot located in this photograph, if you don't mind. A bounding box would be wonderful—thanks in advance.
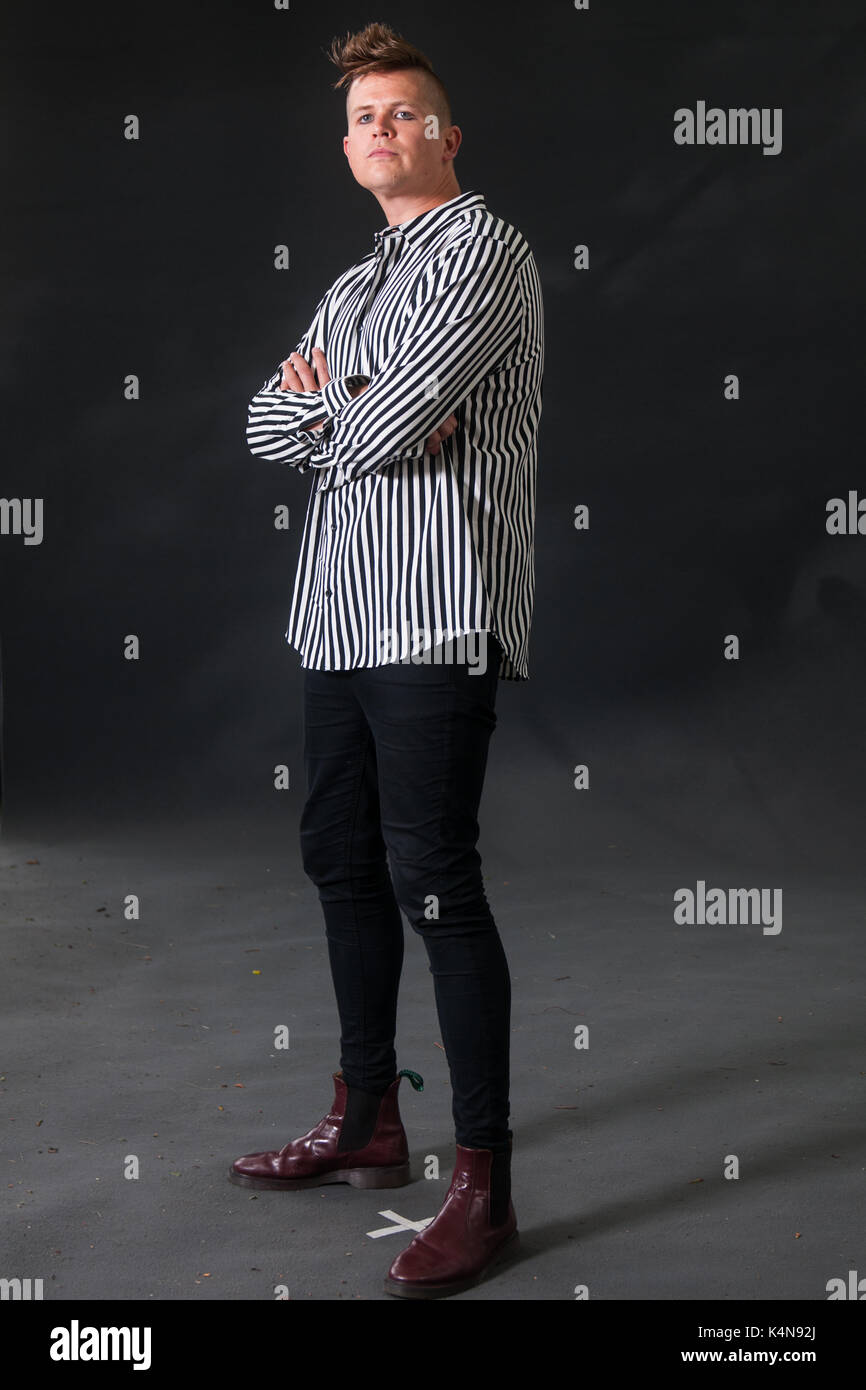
[384,1129,518,1298]
[228,1068,423,1190]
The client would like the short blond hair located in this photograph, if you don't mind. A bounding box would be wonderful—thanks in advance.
[327,21,453,127]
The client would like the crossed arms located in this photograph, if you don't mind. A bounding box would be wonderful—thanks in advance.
[280,347,459,458]
[246,234,523,486]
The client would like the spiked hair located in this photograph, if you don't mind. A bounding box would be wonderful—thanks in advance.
[327,21,453,126]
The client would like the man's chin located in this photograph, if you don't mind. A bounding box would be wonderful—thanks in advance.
[357,170,409,197]
[363,162,404,181]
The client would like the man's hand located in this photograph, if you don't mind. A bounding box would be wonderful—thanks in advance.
[278,348,339,432]
[425,412,458,455]
[279,348,458,452]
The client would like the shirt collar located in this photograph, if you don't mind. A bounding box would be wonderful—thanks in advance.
[373,190,485,253]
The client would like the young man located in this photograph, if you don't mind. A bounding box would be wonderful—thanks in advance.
[230,22,544,1299]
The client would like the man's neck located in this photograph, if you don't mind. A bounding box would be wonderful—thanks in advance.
[377,182,463,228]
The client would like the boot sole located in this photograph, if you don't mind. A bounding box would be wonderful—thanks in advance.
[227,1162,411,1191]
[383,1228,520,1299]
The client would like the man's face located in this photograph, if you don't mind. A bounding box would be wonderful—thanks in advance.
[343,69,459,198]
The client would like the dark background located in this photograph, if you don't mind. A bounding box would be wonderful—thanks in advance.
[3,0,865,863]
[3,0,866,1311]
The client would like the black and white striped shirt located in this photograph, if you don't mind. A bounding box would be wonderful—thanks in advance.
[246,189,543,681]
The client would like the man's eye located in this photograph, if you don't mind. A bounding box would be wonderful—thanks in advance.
[358,111,414,122]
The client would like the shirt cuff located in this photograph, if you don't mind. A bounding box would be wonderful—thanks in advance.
[319,374,370,417]
[296,374,370,451]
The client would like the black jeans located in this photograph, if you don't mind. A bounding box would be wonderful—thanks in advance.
[298,633,511,1151]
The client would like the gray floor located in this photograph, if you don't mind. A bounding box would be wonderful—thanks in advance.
[2,786,863,1302]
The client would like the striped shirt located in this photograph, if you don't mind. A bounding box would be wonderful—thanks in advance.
[246,188,544,681]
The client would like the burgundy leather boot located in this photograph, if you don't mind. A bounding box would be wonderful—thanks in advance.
[384,1130,518,1298]
[228,1069,423,1190]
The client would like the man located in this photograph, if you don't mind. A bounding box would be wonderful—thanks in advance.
[230,21,544,1300]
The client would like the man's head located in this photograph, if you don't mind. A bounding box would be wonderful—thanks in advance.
[327,22,462,208]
